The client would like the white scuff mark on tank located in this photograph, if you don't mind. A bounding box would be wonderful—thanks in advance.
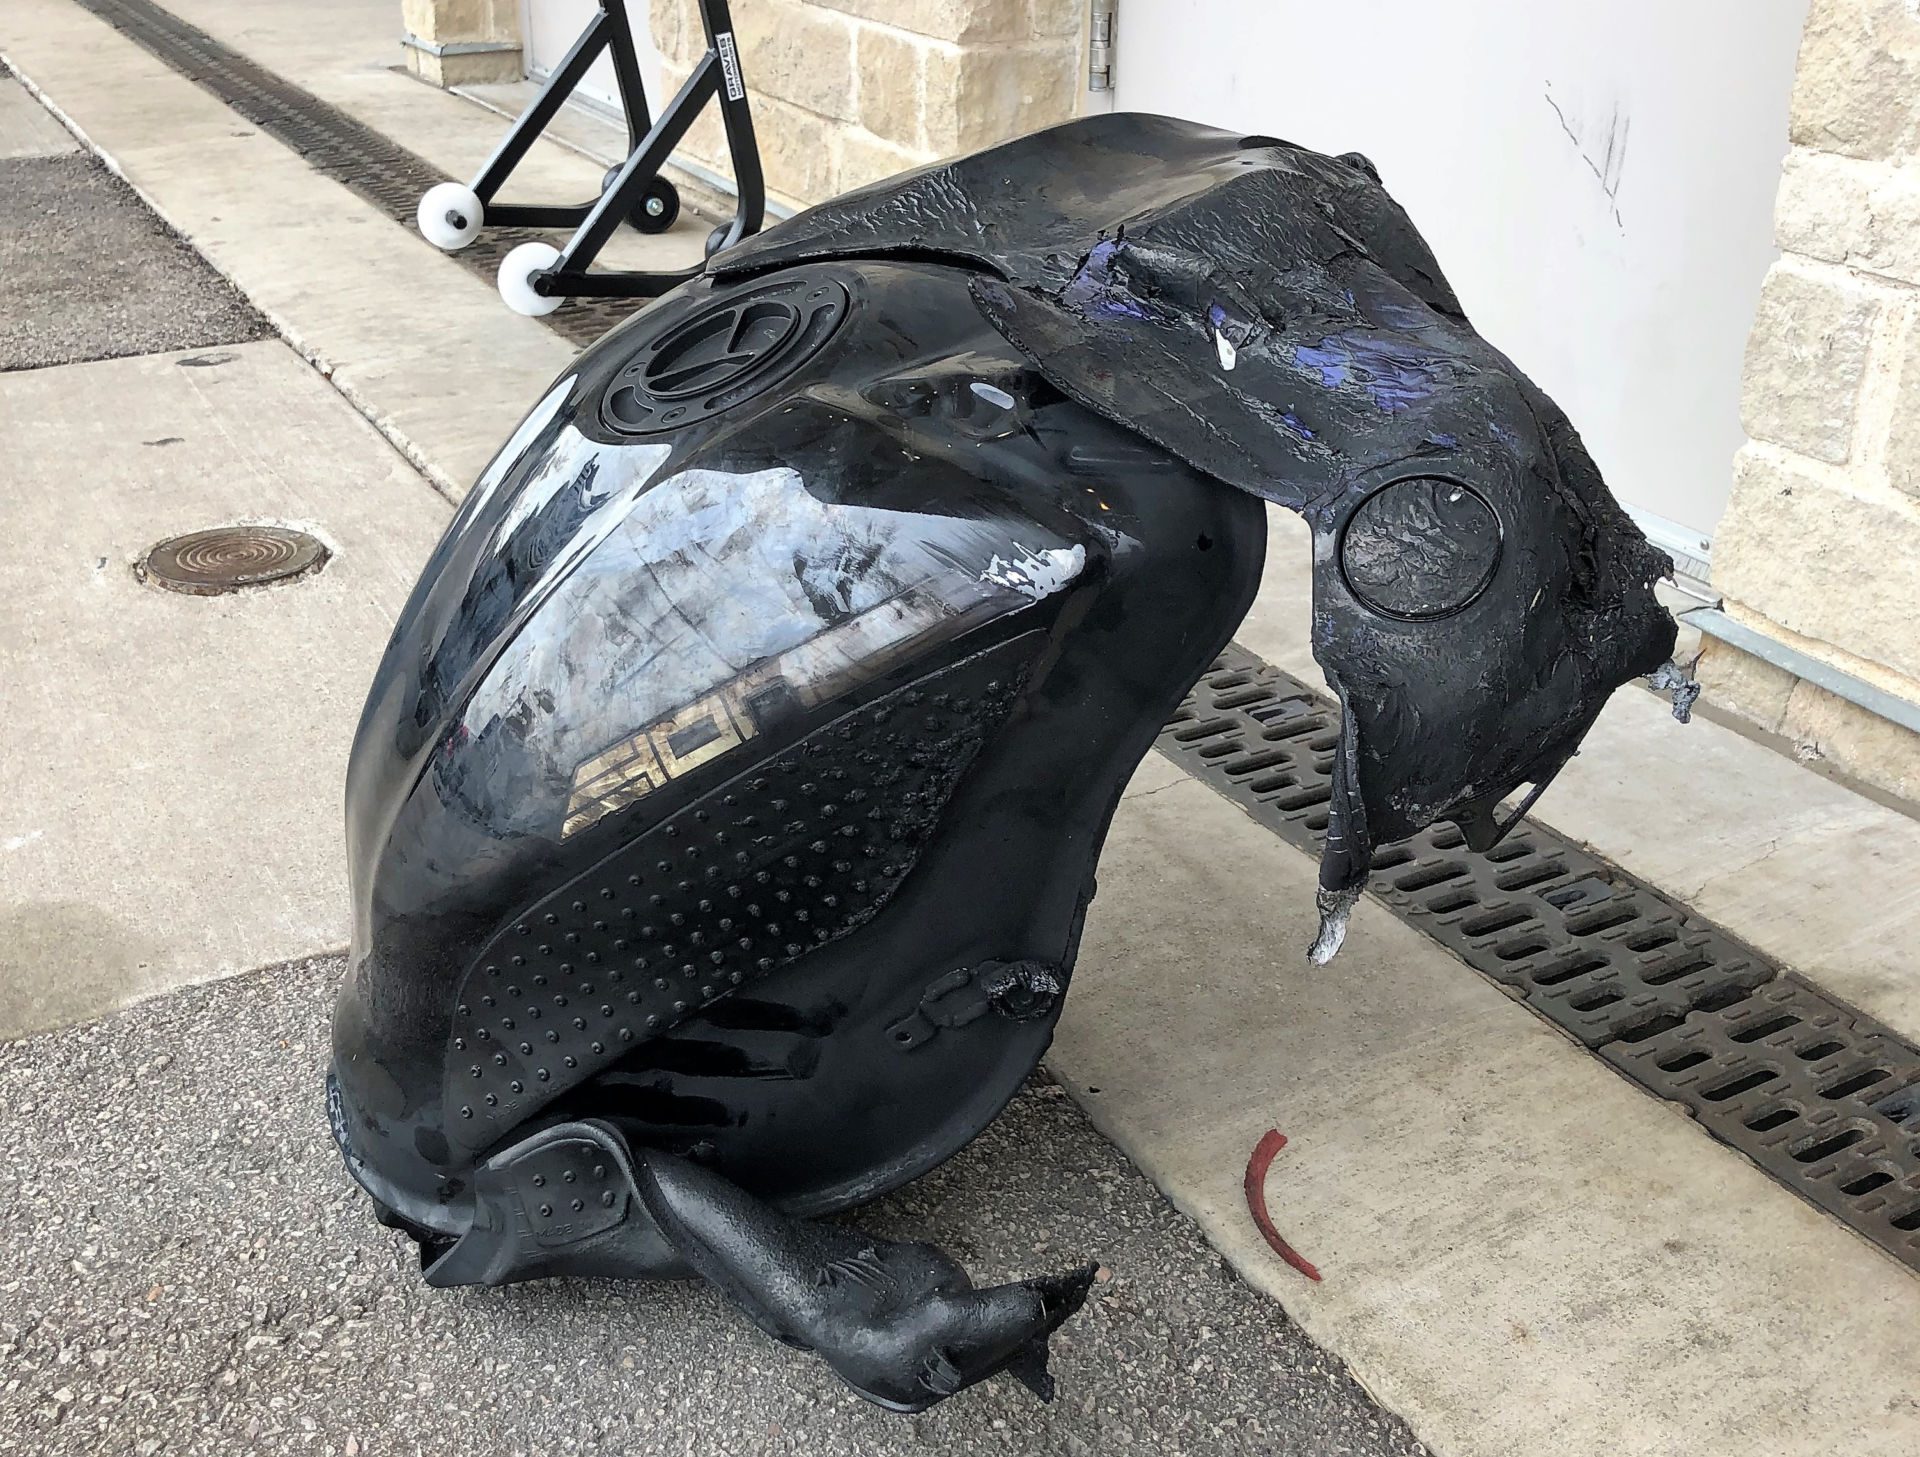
[979,543,1087,600]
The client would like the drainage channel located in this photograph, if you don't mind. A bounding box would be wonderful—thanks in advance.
[68,0,645,348]
[1161,642,1920,1274]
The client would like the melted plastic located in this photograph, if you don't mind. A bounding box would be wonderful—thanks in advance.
[719,113,1677,945]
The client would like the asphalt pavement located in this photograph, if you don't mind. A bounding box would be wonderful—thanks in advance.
[0,128,268,370]
[0,955,1429,1457]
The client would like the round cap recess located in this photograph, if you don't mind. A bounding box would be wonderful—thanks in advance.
[1339,477,1502,621]
[601,272,851,436]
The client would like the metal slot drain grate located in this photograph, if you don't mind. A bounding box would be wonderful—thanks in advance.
[1160,643,1920,1273]
[69,0,645,348]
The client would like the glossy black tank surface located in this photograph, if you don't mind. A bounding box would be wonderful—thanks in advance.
[330,113,1683,1412]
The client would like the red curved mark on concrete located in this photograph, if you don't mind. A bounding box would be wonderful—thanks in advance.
[1244,1128,1322,1282]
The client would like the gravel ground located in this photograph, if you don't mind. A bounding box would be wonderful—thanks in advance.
[0,955,1427,1457]
[0,152,270,371]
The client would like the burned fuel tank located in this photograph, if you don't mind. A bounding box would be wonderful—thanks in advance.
[329,253,1267,1240]
[717,112,1681,955]
[328,111,1681,1412]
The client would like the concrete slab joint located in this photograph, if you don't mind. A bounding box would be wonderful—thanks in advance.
[1709,0,1920,806]
[0,72,80,157]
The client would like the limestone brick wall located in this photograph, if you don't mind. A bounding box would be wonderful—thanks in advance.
[400,0,523,87]
[652,0,1085,211]
[1704,0,1920,802]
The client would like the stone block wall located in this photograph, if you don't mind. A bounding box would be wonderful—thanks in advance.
[652,0,1084,211]
[1705,0,1920,802]
[400,0,524,86]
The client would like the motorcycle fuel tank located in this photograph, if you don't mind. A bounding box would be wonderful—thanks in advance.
[719,112,1681,953]
[329,112,1682,1411]
[330,252,1267,1239]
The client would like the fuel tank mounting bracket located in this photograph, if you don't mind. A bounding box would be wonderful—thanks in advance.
[887,960,1065,1052]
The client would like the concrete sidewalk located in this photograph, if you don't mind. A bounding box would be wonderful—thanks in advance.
[5,6,1920,1456]
[3,0,580,499]
[0,335,452,1037]
[1060,758,1920,1457]
[0,83,451,1037]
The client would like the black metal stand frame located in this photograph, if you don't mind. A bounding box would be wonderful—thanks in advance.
[470,0,765,300]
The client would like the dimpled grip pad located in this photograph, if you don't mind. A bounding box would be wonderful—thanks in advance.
[443,633,1040,1151]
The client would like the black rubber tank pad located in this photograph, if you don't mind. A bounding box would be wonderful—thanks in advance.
[440,634,1037,1157]
[714,113,1680,956]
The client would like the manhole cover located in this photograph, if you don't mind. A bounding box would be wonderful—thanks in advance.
[138,525,329,595]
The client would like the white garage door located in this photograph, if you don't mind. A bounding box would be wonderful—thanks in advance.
[1112,0,1808,545]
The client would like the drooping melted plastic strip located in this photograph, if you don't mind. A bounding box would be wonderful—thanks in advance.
[713,114,1677,953]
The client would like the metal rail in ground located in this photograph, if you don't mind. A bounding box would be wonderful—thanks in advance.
[1161,644,1920,1274]
[68,0,643,348]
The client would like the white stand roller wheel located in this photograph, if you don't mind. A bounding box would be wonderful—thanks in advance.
[417,182,483,251]
[498,242,563,317]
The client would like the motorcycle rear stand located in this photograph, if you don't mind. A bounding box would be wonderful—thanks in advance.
[459,0,765,305]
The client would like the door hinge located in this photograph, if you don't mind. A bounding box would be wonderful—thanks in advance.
[1089,1,1115,91]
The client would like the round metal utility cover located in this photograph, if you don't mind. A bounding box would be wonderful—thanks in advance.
[139,525,329,595]
[601,271,851,435]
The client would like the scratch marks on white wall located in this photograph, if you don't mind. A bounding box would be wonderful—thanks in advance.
[1544,80,1629,231]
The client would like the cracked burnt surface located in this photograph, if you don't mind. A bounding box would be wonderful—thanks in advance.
[715,112,1678,945]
